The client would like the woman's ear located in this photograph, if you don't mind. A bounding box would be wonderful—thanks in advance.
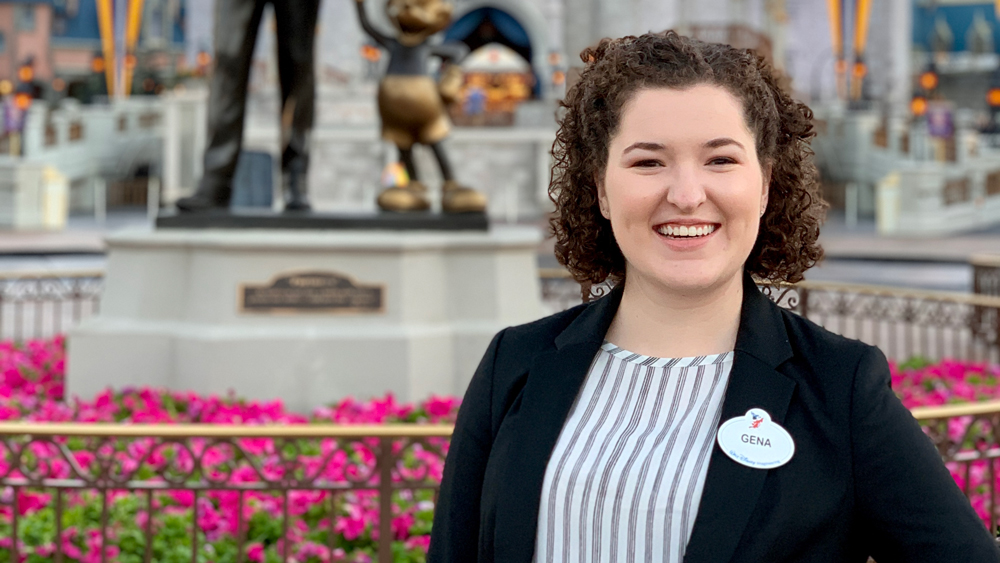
[596,171,610,219]
[760,163,772,216]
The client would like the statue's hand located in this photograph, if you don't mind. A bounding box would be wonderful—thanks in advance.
[438,64,464,107]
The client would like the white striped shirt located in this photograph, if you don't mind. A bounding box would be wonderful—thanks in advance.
[533,342,734,563]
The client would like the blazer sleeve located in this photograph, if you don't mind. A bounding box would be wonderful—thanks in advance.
[427,329,505,562]
[851,346,1000,562]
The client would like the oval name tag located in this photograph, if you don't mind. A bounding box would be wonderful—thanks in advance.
[716,408,795,469]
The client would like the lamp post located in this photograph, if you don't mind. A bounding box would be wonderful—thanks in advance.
[919,66,939,93]
[986,65,1000,138]
[911,62,938,120]
[850,56,868,105]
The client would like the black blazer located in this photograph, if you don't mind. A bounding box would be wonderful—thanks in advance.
[428,275,1000,563]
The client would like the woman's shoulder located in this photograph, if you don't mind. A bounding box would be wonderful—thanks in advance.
[497,301,592,354]
[774,305,880,378]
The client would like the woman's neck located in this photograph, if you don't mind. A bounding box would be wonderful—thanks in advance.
[604,273,744,359]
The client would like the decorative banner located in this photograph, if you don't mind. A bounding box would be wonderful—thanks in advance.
[94,0,146,98]
[826,0,845,99]
[927,101,955,139]
[95,0,116,96]
[240,271,385,314]
[853,0,872,57]
[124,0,146,97]
[851,0,872,100]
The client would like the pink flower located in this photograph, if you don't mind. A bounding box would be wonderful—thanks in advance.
[335,505,368,541]
[247,542,265,563]
[424,395,459,419]
[17,491,50,515]
[392,512,415,540]
[406,534,431,552]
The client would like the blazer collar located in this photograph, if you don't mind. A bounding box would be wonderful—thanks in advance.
[552,275,792,358]
[494,274,796,563]
[553,282,625,350]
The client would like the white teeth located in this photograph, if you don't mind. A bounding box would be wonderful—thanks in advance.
[658,224,716,238]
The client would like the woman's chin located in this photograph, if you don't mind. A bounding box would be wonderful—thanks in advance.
[634,265,741,296]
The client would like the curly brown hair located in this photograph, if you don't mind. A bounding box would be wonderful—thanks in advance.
[549,31,827,285]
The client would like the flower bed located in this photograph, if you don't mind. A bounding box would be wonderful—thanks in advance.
[891,357,1000,524]
[0,337,458,562]
[1,337,1000,561]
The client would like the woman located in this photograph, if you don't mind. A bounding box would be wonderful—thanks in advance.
[428,31,999,563]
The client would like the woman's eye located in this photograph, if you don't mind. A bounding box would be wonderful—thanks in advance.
[709,157,737,166]
[634,159,662,168]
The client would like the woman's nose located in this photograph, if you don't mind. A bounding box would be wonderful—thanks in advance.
[665,167,707,211]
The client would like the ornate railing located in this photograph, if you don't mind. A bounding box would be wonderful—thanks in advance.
[541,270,1000,363]
[0,406,998,561]
[0,423,451,563]
[762,280,1000,363]
[973,254,1000,299]
[4,268,1000,363]
[0,271,102,341]
[913,401,1000,533]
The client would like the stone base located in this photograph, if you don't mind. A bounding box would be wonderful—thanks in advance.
[156,209,489,231]
[68,226,543,412]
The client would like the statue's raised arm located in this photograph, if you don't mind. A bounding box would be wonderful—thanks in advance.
[431,42,469,65]
[354,0,392,49]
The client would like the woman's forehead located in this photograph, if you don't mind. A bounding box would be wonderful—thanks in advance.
[615,85,754,147]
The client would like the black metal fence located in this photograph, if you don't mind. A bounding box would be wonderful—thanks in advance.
[973,254,1000,299]
[763,281,1000,363]
[541,270,1000,363]
[0,423,450,563]
[3,269,1000,363]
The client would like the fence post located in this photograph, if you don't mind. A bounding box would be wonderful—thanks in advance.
[378,437,393,562]
[798,286,809,319]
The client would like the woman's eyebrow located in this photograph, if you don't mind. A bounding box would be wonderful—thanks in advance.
[622,141,666,154]
[703,137,745,150]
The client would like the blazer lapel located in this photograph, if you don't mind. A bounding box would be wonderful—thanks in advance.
[494,285,624,563]
[683,276,796,563]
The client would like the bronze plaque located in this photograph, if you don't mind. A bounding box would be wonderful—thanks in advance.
[240,271,384,314]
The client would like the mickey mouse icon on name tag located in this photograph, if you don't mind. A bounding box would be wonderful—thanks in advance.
[716,408,795,469]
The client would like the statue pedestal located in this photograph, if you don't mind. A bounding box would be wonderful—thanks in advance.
[67,225,543,412]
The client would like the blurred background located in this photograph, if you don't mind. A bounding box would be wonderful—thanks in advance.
[2,0,1000,294]
[0,0,995,328]
[1,3,1000,560]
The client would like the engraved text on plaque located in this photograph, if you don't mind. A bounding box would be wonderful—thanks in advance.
[240,271,384,314]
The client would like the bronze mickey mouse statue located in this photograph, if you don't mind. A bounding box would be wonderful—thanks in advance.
[355,0,488,213]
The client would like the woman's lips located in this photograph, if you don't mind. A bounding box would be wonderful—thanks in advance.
[653,222,720,250]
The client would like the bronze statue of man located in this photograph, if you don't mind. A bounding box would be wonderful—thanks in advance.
[177,0,320,212]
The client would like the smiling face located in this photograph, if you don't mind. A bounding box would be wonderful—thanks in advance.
[597,84,770,297]
[386,0,453,46]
